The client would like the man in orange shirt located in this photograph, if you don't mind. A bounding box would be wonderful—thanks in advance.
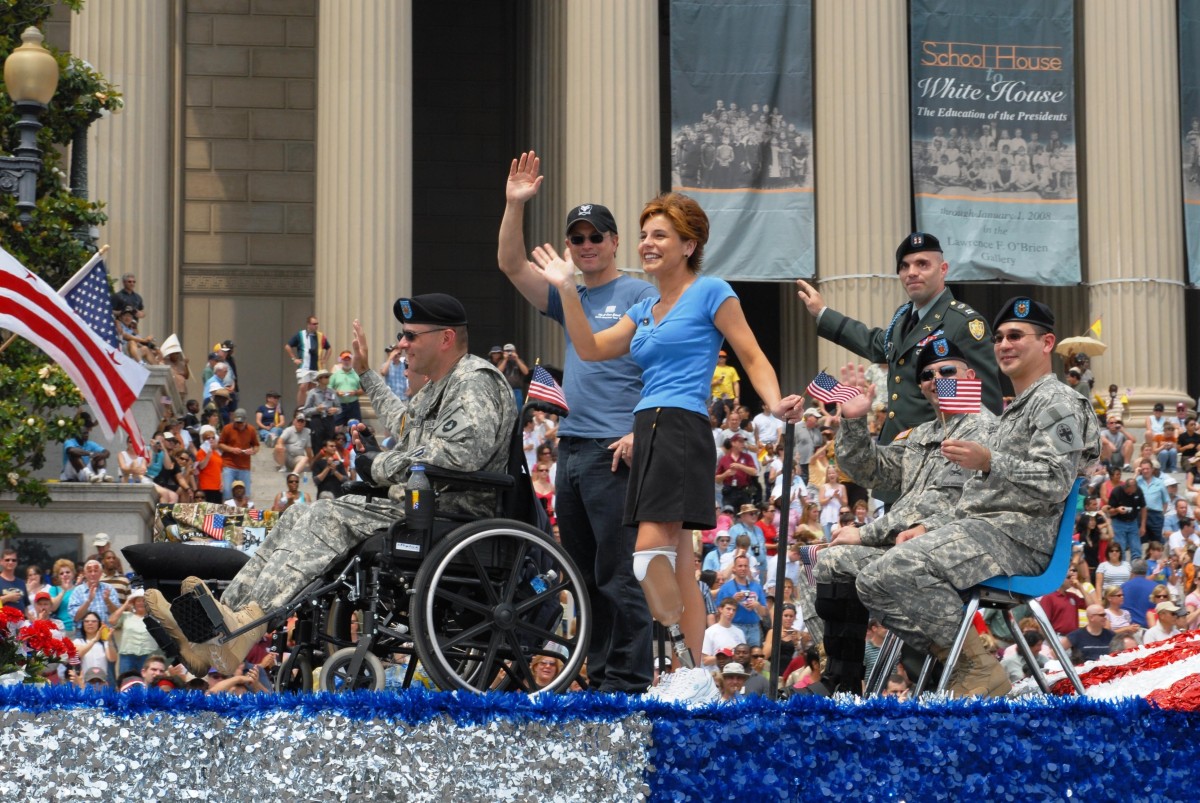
[218,408,260,500]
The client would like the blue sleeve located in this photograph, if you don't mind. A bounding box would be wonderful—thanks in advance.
[625,297,652,326]
[544,284,566,326]
[286,332,300,350]
[705,277,737,317]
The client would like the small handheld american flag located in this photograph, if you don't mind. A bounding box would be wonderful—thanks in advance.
[935,378,982,414]
[526,364,569,415]
[805,371,859,405]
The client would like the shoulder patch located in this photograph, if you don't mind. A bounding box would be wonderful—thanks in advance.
[894,428,912,441]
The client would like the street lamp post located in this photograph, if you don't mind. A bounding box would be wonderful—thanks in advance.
[0,27,60,224]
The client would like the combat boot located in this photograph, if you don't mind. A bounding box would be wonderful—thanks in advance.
[184,577,269,675]
[932,630,1012,698]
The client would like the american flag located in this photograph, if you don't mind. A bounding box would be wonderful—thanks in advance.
[201,513,226,540]
[0,246,148,439]
[936,378,983,414]
[526,364,569,414]
[805,371,859,405]
[246,509,263,522]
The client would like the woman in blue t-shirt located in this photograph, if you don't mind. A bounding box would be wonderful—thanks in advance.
[532,192,801,687]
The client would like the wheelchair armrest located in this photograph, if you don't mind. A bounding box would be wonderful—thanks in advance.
[341,480,391,499]
[423,464,515,492]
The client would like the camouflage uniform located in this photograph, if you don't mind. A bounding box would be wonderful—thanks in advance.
[223,354,516,612]
[857,373,1100,652]
[817,410,997,584]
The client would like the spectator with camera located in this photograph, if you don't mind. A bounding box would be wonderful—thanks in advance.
[717,554,768,647]
[312,439,349,499]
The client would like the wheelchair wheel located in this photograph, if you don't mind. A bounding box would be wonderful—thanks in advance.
[319,647,385,692]
[410,518,590,694]
[274,650,313,694]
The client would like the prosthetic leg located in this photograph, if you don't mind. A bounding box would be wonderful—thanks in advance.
[633,547,695,669]
[815,581,870,695]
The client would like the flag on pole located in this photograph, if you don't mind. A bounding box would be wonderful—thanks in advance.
[59,251,121,349]
[201,513,226,540]
[1087,317,1102,339]
[805,371,859,405]
[0,246,148,439]
[526,364,569,414]
[935,378,983,414]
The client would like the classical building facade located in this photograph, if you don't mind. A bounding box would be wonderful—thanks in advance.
[44,0,1195,416]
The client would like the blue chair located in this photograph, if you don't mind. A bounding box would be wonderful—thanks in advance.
[866,477,1087,696]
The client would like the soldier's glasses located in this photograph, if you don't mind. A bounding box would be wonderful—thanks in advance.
[990,331,1040,344]
[398,328,448,342]
[568,233,607,245]
[918,365,959,382]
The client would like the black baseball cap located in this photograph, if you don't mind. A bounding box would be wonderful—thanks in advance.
[565,204,617,235]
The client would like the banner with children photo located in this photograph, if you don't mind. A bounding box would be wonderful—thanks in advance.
[909,0,1080,284]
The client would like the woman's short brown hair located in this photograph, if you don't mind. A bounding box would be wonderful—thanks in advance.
[639,192,709,273]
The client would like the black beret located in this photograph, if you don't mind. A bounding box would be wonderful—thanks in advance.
[565,203,618,235]
[914,332,970,375]
[393,293,469,327]
[992,296,1054,334]
[895,232,942,269]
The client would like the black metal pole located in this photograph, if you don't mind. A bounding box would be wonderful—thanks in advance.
[767,422,795,701]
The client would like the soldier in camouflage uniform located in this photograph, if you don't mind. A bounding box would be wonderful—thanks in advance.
[795,233,1002,505]
[147,294,516,674]
[856,297,1100,697]
[811,335,997,694]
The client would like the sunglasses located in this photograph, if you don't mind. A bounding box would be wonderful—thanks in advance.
[990,330,1042,344]
[568,233,606,245]
[397,328,447,342]
[918,365,959,382]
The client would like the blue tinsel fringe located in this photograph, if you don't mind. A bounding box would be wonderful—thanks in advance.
[3,686,1198,801]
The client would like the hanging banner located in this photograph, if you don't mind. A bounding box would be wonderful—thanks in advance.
[1182,0,1200,285]
[669,0,814,280]
[910,0,1080,284]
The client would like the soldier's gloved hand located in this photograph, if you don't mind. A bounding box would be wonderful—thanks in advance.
[355,451,381,485]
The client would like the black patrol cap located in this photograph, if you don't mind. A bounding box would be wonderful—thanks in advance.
[565,203,618,235]
[895,232,942,270]
[914,332,970,375]
[992,296,1055,334]
[393,293,469,327]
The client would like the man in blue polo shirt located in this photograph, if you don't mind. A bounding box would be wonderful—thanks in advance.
[717,554,767,647]
[497,151,657,693]
[1136,458,1170,545]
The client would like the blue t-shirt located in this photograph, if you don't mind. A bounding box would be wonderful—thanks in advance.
[716,576,766,627]
[545,275,656,438]
[627,276,736,417]
[61,438,105,467]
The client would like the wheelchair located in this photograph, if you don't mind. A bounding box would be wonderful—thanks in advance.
[125,420,591,695]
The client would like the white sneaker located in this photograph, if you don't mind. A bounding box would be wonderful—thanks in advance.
[646,667,719,707]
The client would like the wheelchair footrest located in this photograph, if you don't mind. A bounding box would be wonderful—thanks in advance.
[173,590,221,643]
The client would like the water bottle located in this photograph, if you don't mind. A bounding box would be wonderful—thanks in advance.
[405,463,433,535]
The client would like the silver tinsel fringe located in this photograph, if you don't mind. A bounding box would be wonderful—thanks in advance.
[0,707,652,802]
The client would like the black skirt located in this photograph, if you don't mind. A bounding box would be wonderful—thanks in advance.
[624,407,717,531]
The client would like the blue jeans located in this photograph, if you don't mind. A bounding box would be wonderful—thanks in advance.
[1144,508,1165,544]
[555,436,653,692]
[222,467,252,501]
[734,620,764,648]
[1111,518,1141,560]
[119,653,147,675]
[1159,448,1179,473]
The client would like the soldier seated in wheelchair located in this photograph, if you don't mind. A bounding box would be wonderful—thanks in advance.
[145,293,516,675]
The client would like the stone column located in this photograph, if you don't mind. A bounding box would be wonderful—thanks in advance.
[1083,0,1190,415]
[314,1,412,362]
[516,0,567,368]
[563,0,658,276]
[71,1,174,332]
[806,0,911,389]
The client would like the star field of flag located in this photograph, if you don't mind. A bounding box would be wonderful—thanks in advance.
[61,258,119,349]
[935,378,982,414]
[805,371,859,405]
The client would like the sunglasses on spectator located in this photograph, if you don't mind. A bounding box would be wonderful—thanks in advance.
[918,365,959,382]
[568,233,607,245]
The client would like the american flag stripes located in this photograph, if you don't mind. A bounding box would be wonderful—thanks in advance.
[805,371,860,405]
[526,364,569,413]
[201,513,226,540]
[935,378,983,414]
[0,246,148,439]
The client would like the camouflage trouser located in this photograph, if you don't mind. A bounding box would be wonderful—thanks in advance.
[815,544,890,586]
[794,572,823,644]
[856,521,1049,652]
[222,495,403,613]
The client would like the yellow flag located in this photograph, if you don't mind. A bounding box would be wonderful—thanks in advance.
[1087,317,1102,339]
